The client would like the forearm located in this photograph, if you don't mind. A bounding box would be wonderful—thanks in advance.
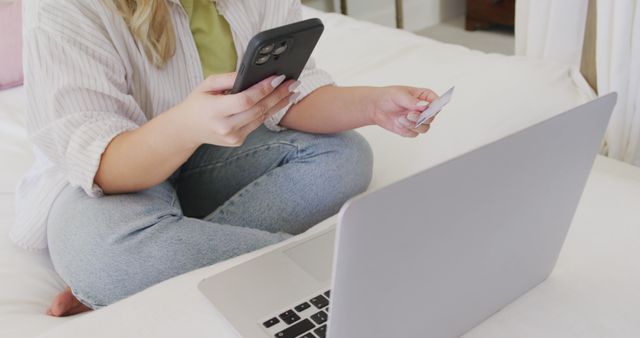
[94,107,199,195]
[281,85,377,133]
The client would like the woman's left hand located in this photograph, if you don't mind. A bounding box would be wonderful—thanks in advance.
[367,86,439,138]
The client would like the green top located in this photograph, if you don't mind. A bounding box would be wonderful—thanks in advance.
[181,0,237,77]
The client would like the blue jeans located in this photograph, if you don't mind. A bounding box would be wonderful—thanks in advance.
[47,127,373,308]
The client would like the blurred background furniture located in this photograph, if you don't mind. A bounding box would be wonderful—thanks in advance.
[466,0,515,31]
[340,0,405,28]
[303,0,406,29]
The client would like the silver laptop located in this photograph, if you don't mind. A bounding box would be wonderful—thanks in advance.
[199,93,617,338]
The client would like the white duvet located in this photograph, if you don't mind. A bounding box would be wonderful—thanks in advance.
[1,7,639,338]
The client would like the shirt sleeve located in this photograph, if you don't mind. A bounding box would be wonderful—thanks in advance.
[25,10,143,197]
[263,0,335,131]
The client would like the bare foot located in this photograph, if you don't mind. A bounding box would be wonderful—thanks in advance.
[47,287,92,317]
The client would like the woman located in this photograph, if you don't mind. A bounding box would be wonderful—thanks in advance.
[16,0,438,316]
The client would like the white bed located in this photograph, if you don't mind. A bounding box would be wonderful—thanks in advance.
[1,7,639,338]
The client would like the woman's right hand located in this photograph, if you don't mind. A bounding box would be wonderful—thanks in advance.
[177,72,300,147]
[95,72,298,194]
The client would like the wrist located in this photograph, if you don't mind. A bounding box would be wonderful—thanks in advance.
[359,87,384,126]
[164,102,203,151]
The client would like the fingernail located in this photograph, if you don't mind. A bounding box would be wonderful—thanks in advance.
[271,75,286,88]
[288,81,301,92]
[406,112,419,122]
[397,116,413,128]
[416,100,429,107]
[289,92,301,104]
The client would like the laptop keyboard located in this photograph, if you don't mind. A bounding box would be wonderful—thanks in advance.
[261,290,331,338]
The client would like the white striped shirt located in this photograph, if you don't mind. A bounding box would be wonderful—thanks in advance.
[13,0,334,251]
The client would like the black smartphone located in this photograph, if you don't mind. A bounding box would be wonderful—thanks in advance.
[230,18,324,94]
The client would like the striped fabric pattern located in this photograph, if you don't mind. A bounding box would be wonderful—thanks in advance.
[13,0,334,251]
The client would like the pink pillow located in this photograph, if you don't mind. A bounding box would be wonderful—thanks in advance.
[0,0,23,90]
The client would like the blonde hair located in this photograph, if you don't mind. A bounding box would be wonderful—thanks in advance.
[107,0,176,67]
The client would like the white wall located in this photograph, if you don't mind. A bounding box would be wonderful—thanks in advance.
[304,0,466,32]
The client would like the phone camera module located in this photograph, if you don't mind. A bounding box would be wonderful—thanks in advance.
[255,54,270,65]
[259,43,275,55]
[273,42,288,56]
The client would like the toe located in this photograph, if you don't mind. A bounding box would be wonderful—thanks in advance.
[48,288,73,317]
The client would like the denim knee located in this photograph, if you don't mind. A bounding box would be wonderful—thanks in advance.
[47,184,182,308]
[328,131,374,196]
[295,130,373,201]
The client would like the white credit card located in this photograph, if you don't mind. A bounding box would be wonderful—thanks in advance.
[415,86,455,128]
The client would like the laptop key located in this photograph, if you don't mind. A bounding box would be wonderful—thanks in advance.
[278,310,301,325]
[310,310,328,325]
[324,290,331,298]
[314,324,327,338]
[294,302,311,312]
[309,295,329,309]
[299,333,316,338]
[274,318,315,338]
[263,317,280,328]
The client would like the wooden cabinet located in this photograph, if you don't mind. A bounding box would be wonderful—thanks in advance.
[465,0,516,31]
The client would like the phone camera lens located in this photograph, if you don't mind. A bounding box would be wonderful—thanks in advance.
[259,43,275,55]
[273,42,288,55]
[255,54,270,65]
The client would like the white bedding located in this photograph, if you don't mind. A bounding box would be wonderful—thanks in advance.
[1,7,638,338]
